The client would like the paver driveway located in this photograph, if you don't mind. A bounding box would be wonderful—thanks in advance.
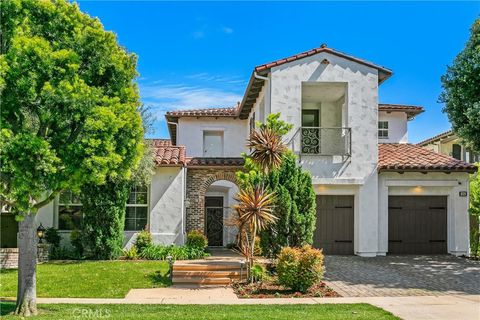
[324,255,480,297]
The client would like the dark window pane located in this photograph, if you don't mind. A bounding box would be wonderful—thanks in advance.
[135,219,147,231]
[126,207,136,219]
[452,144,462,160]
[136,207,148,219]
[58,206,82,230]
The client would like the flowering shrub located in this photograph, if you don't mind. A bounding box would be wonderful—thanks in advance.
[277,245,324,293]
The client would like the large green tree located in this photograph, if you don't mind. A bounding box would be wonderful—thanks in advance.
[0,0,143,316]
[440,19,480,152]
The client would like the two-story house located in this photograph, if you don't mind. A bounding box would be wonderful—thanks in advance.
[418,130,480,163]
[21,45,476,257]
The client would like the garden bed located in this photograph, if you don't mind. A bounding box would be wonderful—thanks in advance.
[232,280,340,298]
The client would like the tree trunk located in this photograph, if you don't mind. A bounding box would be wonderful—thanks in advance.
[15,213,38,316]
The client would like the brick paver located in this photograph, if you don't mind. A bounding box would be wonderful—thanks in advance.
[324,255,480,297]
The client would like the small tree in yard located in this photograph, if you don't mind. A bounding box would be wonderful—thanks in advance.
[237,114,317,257]
[440,19,480,152]
[0,1,143,316]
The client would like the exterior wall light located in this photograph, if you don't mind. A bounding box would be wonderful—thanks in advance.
[37,223,46,243]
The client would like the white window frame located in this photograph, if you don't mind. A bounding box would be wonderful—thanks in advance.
[56,191,83,231]
[203,130,224,157]
[125,185,149,231]
[378,121,389,139]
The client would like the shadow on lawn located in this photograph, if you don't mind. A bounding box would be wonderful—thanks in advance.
[147,270,172,286]
[1,302,16,316]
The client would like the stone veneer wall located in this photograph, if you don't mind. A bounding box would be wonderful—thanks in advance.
[0,244,50,269]
[185,168,239,233]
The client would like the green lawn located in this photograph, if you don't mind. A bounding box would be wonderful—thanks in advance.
[0,303,399,320]
[0,260,170,298]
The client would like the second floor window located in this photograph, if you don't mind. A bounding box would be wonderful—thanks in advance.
[58,191,83,230]
[203,131,223,157]
[378,121,389,139]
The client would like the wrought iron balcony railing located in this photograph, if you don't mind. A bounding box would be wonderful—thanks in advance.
[287,127,351,156]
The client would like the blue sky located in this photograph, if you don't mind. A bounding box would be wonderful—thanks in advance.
[78,1,479,142]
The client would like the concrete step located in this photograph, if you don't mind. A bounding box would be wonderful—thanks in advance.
[173,270,241,278]
[172,276,232,285]
[173,264,242,271]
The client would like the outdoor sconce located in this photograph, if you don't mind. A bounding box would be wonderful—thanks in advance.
[37,223,46,243]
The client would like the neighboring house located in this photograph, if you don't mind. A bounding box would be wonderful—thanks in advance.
[3,45,477,257]
[417,130,480,163]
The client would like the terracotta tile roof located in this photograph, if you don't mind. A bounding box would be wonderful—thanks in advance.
[416,130,455,146]
[186,157,245,167]
[149,139,186,166]
[239,45,393,120]
[149,139,172,147]
[379,104,424,119]
[254,44,393,81]
[378,143,477,173]
[166,107,238,118]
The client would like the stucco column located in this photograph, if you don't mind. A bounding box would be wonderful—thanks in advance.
[355,172,379,257]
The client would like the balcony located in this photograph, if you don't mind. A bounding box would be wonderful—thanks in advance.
[287,127,351,157]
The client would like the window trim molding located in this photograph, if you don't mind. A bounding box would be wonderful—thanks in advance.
[125,185,150,232]
[203,130,224,157]
[378,121,389,139]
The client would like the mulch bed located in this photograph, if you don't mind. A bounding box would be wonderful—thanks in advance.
[232,280,341,298]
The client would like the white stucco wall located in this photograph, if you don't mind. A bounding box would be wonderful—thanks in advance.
[269,52,379,183]
[378,172,470,256]
[266,52,381,256]
[176,117,248,157]
[378,111,408,143]
[148,167,185,246]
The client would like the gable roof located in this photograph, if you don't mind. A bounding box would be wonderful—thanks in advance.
[379,103,424,119]
[416,130,455,146]
[378,143,476,173]
[254,44,393,80]
[149,139,186,166]
[238,44,393,119]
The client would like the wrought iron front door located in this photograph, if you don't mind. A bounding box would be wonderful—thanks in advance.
[205,197,224,246]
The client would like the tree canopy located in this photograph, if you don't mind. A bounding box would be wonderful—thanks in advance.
[440,19,480,152]
[0,0,144,315]
[0,0,144,215]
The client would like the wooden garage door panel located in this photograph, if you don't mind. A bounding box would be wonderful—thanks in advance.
[388,196,447,254]
[313,195,354,255]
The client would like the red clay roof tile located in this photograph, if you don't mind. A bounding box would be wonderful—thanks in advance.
[378,143,476,173]
[149,139,186,166]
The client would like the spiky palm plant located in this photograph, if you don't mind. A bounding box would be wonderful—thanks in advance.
[234,186,277,272]
[247,127,287,174]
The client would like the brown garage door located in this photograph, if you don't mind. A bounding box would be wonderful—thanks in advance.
[313,195,354,255]
[388,196,447,254]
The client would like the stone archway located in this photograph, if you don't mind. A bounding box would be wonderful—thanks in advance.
[185,168,239,234]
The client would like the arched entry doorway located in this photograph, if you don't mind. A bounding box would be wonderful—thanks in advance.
[185,168,240,246]
[205,180,239,246]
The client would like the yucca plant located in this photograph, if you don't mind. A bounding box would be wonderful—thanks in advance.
[247,127,287,174]
[233,186,277,281]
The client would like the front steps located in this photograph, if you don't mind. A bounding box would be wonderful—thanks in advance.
[172,260,245,286]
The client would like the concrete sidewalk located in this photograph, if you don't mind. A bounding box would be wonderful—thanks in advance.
[2,287,478,320]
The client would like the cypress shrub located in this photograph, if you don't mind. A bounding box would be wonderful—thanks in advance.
[80,180,130,260]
